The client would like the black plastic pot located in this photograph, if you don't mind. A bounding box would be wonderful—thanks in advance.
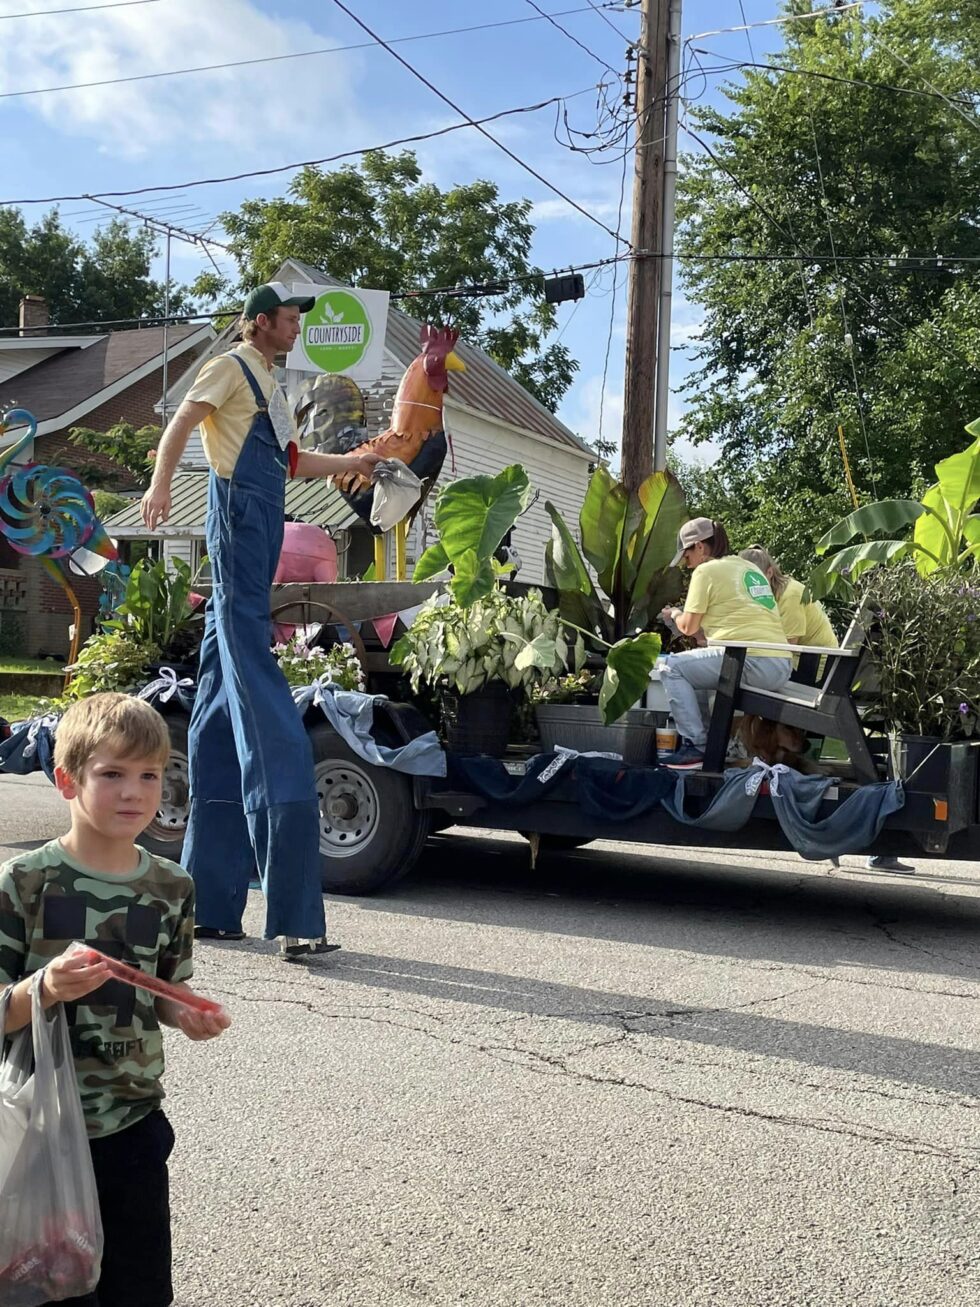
[442,682,514,757]
[888,734,980,832]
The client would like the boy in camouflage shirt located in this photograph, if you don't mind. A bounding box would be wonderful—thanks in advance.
[0,693,230,1307]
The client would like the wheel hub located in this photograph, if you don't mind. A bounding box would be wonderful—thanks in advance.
[151,753,189,836]
[315,760,379,858]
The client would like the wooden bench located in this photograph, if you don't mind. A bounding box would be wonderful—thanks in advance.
[701,609,880,783]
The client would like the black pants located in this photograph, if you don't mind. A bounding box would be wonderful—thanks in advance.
[45,1110,175,1307]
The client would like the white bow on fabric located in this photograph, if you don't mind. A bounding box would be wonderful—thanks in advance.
[744,760,795,797]
[137,667,194,704]
[22,713,61,759]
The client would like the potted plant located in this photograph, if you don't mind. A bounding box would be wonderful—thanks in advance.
[392,586,579,755]
[537,465,686,750]
[102,557,204,677]
[274,632,365,692]
[857,565,980,809]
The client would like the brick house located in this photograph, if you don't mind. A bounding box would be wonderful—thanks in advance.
[0,297,213,656]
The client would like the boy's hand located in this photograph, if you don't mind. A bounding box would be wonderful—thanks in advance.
[43,950,111,1004]
[173,1006,231,1041]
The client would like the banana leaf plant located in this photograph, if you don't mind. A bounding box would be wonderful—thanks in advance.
[807,418,980,599]
[545,466,688,724]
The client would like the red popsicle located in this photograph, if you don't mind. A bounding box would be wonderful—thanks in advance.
[64,942,226,1016]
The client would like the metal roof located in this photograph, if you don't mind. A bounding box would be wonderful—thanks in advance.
[104,471,358,538]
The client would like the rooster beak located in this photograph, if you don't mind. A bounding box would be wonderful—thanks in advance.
[445,351,466,373]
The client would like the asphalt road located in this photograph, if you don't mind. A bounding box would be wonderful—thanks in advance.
[2,771,979,1307]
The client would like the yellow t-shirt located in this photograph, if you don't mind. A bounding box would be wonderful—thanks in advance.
[184,343,297,477]
[684,556,788,657]
[778,577,837,648]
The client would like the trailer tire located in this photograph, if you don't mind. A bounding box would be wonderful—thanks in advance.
[310,722,429,896]
[139,714,191,859]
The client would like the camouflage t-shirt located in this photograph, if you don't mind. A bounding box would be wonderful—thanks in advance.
[0,839,194,1138]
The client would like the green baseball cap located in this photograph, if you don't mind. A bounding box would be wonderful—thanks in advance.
[242,281,315,320]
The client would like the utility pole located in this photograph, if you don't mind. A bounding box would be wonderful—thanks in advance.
[652,0,683,471]
[620,0,673,488]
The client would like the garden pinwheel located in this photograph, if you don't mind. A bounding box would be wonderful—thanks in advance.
[0,407,118,679]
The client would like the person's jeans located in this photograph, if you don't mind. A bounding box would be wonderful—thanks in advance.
[661,648,792,749]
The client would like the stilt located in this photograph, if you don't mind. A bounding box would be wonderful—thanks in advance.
[373,534,386,581]
[394,519,408,581]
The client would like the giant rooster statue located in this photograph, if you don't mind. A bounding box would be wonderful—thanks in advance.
[293,324,465,580]
[0,408,117,681]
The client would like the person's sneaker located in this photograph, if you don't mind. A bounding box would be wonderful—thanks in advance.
[866,855,916,875]
[660,743,705,770]
[279,937,342,962]
[194,926,246,941]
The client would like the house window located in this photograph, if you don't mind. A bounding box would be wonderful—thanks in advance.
[191,539,209,579]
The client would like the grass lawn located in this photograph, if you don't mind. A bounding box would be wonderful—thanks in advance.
[0,692,48,723]
[0,656,64,674]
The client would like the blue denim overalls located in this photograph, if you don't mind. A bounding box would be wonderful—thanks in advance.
[182,355,326,940]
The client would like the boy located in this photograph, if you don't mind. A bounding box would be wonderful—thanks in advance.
[0,693,230,1307]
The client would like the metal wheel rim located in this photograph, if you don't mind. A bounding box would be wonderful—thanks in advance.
[147,750,190,841]
[315,758,380,858]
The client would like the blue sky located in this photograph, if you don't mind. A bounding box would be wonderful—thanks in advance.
[1,0,794,457]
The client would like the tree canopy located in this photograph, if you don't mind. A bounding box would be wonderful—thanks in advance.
[673,0,980,575]
[194,151,578,413]
[0,211,192,332]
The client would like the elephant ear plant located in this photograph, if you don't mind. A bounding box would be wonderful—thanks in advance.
[545,465,688,723]
[807,417,980,599]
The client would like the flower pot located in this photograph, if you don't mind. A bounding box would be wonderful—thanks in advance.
[535,703,658,766]
[888,734,980,831]
[442,682,514,757]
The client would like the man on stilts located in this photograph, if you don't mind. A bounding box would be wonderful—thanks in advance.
[141,284,381,959]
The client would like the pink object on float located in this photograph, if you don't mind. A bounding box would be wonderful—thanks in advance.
[274,522,338,584]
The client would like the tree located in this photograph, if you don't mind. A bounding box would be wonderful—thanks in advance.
[0,210,193,331]
[194,151,578,412]
[69,421,161,490]
[673,0,980,572]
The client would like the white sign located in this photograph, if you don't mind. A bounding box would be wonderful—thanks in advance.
[286,283,389,381]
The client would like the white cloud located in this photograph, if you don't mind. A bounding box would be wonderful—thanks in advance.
[2,0,368,160]
[670,319,703,347]
[530,197,623,225]
[559,370,623,453]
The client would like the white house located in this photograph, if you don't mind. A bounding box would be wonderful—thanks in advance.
[104,259,596,584]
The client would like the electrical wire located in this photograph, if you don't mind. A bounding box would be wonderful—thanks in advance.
[687,2,866,44]
[0,86,606,207]
[524,0,618,76]
[0,5,620,102]
[326,0,630,248]
[0,0,159,17]
[736,0,756,64]
[583,0,632,42]
[873,38,980,137]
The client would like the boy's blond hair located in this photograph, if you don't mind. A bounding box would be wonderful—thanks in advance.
[54,693,170,781]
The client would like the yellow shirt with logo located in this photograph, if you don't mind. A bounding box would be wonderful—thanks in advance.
[684,556,788,656]
[777,577,837,648]
[184,343,297,477]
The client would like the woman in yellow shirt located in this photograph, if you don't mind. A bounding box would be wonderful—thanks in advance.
[739,545,837,651]
[658,518,792,769]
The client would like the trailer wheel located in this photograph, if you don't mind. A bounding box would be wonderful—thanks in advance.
[310,722,429,895]
[139,714,190,859]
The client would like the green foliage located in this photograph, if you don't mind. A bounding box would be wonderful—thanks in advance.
[199,151,577,412]
[91,490,131,521]
[414,465,535,605]
[544,466,684,722]
[858,566,980,740]
[70,422,161,491]
[63,630,161,703]
[391,588,582,697]
[103,558,201,656]
[0,613,25,658]
[675,1,980,565]
[808,424,980,597]
[0,211,193,330]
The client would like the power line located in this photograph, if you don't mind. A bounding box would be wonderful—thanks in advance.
[874,37,980,137]
[0,0,160,17]
[0,5,621,101]
[0,86,605,206]
[524,0,618,75]
[687,2,866,44]
[583,0,632,42]
[736,1,756,64]
[326,0,630,248]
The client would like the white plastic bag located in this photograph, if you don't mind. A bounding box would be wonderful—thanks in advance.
[370,458,423,532]
[0,973,103,1305]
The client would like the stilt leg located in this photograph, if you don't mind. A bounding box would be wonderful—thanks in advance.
[394,519,408,581]
[373,534,386,581]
